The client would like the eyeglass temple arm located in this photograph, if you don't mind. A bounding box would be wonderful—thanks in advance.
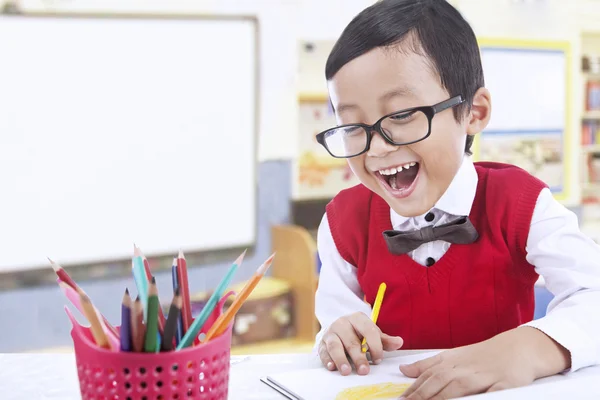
[432,95,464,114]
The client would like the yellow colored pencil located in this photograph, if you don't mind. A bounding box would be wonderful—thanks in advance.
[362,282,386,353]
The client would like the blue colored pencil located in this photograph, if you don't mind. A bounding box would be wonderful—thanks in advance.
[132,245,149,321]
[171,259,183,345]
[120,288,132,352]
[177,250,246,350]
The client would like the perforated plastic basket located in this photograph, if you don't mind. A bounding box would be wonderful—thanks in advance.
[70,293,233,400]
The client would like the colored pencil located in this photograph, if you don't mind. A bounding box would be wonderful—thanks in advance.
[177,250,246,350]
[362,282,387,353]
[131,296,145,353]
[57,280,120,350]
[80,291,111,350]
[144,277,160,352]
[161,288,182,351]
[177,250,192,334]
[203,253,275,342]
[171,258,183,344]
[120,289,132,352]
[49,258,119,338]
[140,250,166,331]
[132,245,149,321]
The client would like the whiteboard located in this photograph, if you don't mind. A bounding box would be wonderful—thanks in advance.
[0,15,258,271]
[481,48,565,131]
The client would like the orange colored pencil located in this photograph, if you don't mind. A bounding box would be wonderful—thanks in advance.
[79,291,111,350]
[49,258,120,338]
[177,250,192,334]
[204,253,275,341]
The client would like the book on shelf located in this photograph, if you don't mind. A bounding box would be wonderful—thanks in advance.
[582,120,600,145]
[585,80,600,111]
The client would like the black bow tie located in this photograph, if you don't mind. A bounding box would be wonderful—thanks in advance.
[382,216,479,255]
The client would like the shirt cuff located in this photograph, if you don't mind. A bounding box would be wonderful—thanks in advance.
[523,317,597,373]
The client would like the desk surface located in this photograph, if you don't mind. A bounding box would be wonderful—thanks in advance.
[1,351,599,399]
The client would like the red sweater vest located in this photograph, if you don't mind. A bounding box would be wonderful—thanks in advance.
[326,162,547,349]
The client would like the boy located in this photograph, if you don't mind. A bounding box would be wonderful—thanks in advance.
[314,0,600,399]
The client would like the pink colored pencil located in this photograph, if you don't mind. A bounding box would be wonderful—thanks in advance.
[176,250,192,334]
[58,280,120,351]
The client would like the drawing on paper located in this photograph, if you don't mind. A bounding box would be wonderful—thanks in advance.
[335,382,411,400]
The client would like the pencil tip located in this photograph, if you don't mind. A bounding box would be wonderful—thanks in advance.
[175,286,181,296]
[133,244,142,257]
[151,276,156,284]
[257,253,275,275]
[234,249,247,266]
[48,257,60,271]
[125,288,129,295]
[135,295,140,302]
[178,249,184,258]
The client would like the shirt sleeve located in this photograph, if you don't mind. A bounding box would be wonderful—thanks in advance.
[314,212,372,348]
[523,188,600,372]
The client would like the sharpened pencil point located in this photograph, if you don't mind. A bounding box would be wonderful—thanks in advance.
[174,287,181,296]
[178,249,184,259]
[257,253,275,275]
[48,258,60,271]
[133,244,142,258]
[234,249,247,266]
[151,276,156,284]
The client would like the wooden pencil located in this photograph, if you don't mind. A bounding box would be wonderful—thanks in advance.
[49,258,119,338]
[79,291,111,350]
[144,277,160,352]
[176,250,192,334]
[161,288,182,351]
[204,253,275,341]
[120,289,132,352]
[131,296,145,352]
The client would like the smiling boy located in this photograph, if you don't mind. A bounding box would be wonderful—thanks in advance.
[313,1,600,399]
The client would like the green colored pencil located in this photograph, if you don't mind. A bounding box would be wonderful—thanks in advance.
[176,250,246,350]
[144,277,160,352]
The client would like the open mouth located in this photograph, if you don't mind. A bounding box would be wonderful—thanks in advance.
[374,162,420,198]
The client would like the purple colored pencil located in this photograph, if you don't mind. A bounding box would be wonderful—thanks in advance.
[171,259,183,344]
[120,288,133,352]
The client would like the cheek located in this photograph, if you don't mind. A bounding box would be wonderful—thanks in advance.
[347,157,371,180]
[412,128,464,179]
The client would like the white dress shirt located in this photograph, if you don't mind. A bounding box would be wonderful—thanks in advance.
[315,156,600,372]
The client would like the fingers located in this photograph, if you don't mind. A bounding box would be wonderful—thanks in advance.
[317,340,336,371]
[402,365,453,400]
[336,317,371,375]
[431,373,496,400]
[348,313,385,364]
[322,331,352,375]
[381,332,404,352]
[400,353,444,378]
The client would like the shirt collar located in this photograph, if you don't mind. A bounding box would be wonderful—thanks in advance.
[390,155,478,228]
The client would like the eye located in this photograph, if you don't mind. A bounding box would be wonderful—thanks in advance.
[389,111,416,122]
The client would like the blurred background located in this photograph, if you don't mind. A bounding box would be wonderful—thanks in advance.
[0,0,599,355]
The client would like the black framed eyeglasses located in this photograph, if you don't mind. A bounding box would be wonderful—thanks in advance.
[315,95,465,158]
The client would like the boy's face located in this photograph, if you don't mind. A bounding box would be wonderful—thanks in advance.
[328,47,483,217]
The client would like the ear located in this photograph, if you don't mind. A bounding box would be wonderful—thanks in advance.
[465,87,491,136]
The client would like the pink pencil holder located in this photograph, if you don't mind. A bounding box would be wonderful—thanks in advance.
[70,293,234,400]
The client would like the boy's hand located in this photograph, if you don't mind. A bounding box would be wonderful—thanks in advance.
[318,312,404,376]
[399,327,571,400]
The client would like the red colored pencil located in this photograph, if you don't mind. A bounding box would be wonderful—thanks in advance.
[177,250,192,334]
[49,258,119,338]
[140,253,166,332]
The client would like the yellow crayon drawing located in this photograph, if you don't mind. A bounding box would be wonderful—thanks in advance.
[335,382,411,400]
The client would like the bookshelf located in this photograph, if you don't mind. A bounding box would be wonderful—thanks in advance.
[581,32,600,202]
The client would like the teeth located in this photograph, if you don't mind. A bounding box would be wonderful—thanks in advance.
[390,175,397,189]
[378,162,417,175]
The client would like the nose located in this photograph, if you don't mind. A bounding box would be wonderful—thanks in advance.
[367,131,397,158]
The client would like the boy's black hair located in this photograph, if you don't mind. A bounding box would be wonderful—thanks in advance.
[325,0,484,155]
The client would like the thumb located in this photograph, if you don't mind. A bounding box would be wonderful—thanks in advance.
[380,333,404,351]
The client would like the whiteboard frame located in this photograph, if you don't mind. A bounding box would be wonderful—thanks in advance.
[473,38,573,204]
[0,11,260,284]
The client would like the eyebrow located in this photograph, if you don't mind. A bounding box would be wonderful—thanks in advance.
[335,86,416,114]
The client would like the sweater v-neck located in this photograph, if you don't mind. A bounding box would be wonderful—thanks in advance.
[371,194,471,292]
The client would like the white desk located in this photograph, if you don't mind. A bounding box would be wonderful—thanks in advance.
[1,351,599,399]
